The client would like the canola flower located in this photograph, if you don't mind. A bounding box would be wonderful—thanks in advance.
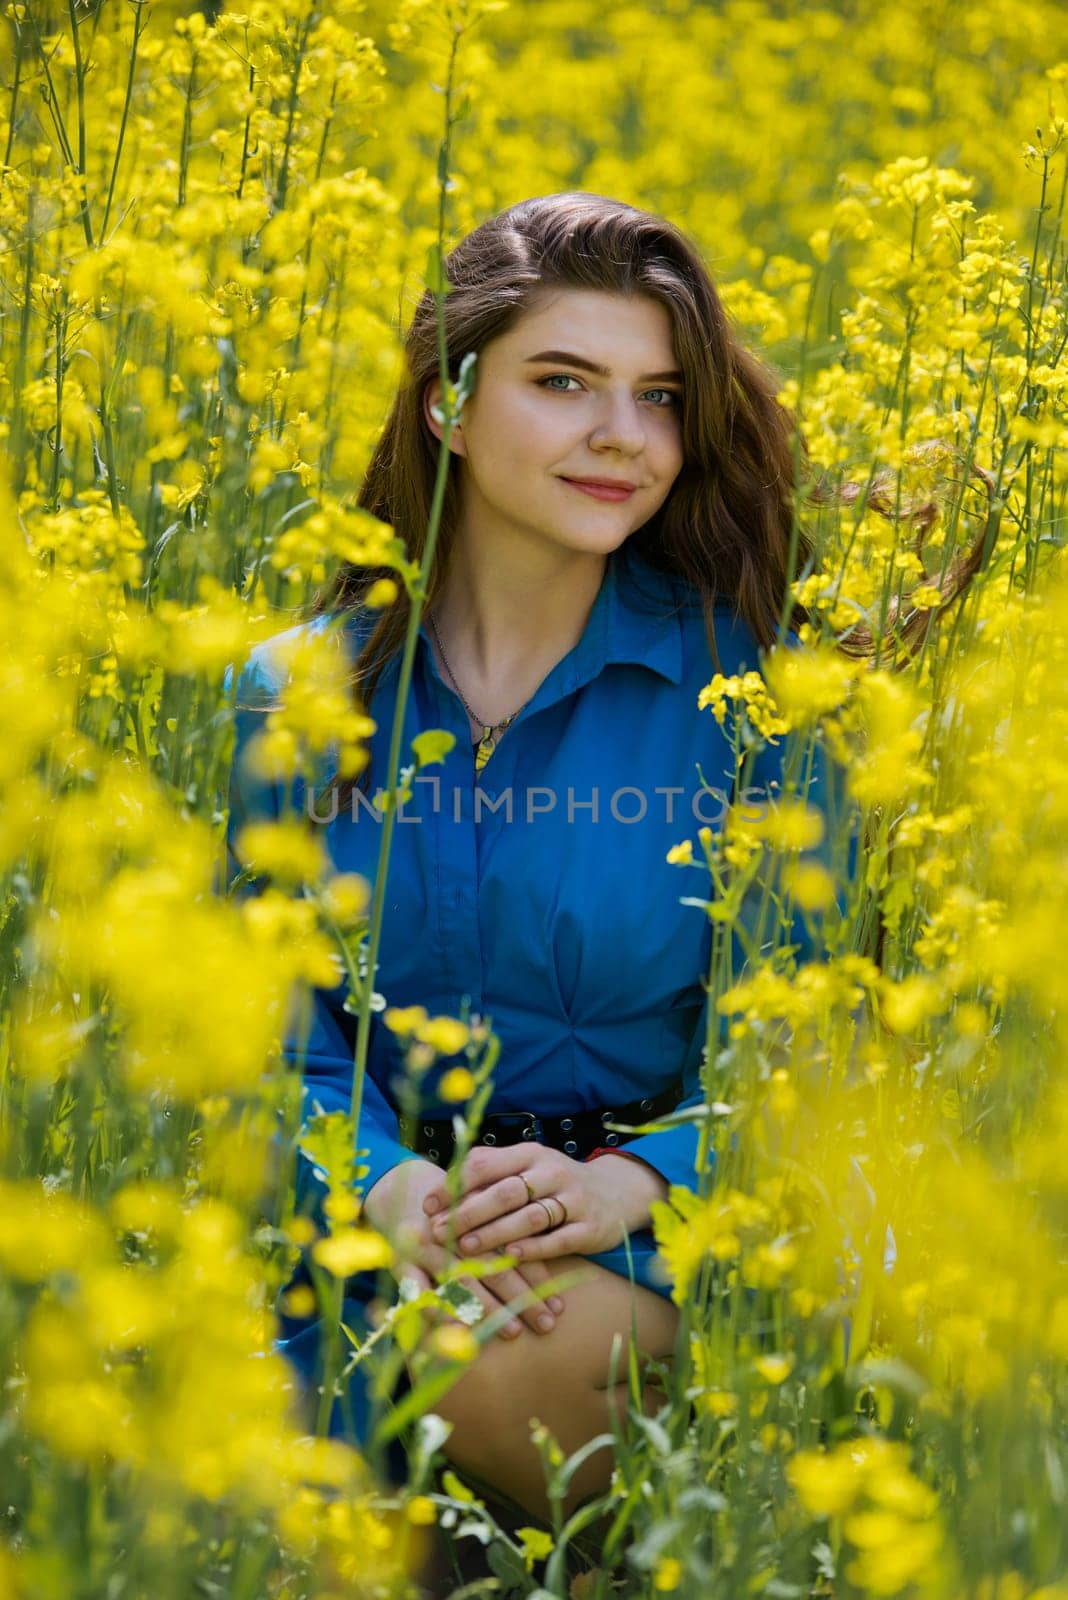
[1,0,1067,1595]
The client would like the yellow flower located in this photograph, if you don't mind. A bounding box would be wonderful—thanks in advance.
[754,1353,794,1385]
[666,839,694,865]
[698,669,789,741]
[783,859,836,910]
[439,1066,476,1102]
[416,1015,470,1055]
[320,872,371,925]
[653,1555,682,1591]
[405,1495,437,1526]
[743,796,825,852]
[844,1512,942,1596]
[383,1005,429,1037]
[517,1526,553,1570]
[763,644,862,724]
[280,1284,317,1320]
[878,973,943,1034]
[788,1446,865,1518]
[365,577,399,608]
[235,818,329,887]
[430,1325,479,1364]
[312,1228,393,1277]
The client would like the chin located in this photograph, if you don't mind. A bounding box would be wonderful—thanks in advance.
[550,529,632,559]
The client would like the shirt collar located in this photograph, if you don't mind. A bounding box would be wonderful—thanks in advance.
[597,541,685,687]
[414,542,684,704]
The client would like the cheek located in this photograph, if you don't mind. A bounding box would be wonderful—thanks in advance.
[477,390,560,461]
[651,421,685,486]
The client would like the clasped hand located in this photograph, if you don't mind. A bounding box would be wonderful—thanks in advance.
[422,1143,626,1261]
[366,1146,637,1343]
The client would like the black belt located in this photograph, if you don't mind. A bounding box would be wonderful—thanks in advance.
[398,1080,685,1168]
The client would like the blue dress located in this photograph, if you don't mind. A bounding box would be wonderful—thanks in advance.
[223,540,844,1452]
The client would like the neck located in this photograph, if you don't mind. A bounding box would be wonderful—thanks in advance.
[430,533,611,698]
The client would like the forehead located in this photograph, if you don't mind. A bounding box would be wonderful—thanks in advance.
[490,287,677,364]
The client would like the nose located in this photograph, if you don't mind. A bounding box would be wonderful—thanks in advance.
[587,390,647,457]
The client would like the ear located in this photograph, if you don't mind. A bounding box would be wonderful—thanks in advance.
[423,377,468,456]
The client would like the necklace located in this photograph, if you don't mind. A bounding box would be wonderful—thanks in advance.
[428,610,530,773]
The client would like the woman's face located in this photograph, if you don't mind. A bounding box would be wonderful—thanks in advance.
[425,287,686,562]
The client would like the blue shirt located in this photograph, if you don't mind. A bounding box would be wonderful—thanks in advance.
[224,542,843,1293]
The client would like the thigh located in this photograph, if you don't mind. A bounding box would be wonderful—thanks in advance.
[414,1252,679,1404]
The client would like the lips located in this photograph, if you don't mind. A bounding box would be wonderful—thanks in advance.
[560,476,638,501]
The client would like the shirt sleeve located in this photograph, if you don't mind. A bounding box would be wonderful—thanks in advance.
[221,657,424,1215]
[604,988,720,1197]
[618,714,857,1198]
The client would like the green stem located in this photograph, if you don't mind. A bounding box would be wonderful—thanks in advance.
[47,304,65,511]
[11,189,35,498]
[65,0,94,248]
[348,20,467,1167]
[4,10,24,169]
[100,0,148,238]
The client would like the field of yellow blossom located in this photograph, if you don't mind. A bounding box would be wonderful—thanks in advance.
[2,0,1067,1595]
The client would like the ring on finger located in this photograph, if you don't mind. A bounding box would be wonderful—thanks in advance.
[521,1175,536,1205]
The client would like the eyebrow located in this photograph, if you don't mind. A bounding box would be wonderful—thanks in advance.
[523,349,684,384]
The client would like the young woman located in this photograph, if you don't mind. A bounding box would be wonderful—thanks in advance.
[226,191,979,1526]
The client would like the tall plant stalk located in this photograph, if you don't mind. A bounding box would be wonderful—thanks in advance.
[347,16,475,1164]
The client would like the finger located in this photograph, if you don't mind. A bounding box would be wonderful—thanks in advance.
[458,1273,527,1341]
[423,1145,541,1216]
[504,1222,586,1263]
[512,1254,566,1315]
[420,1240,527,1343]
[456,1143,555,1194]
[484,1264,559,1335]
[430,1171,534,1243]
[448,1198,576,1257]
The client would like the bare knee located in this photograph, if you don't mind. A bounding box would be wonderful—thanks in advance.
[403,1256,679,1507]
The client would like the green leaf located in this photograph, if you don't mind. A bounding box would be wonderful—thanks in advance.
[439,1278,484,1325]
[372,1364,469,1445]
[488,1538,532,1589]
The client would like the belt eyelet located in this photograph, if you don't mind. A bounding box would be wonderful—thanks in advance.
[427,1148,439,1161]
[423,1125,434,1137]
[601,1110,616,1127]
[521,1126,536,1139]
[604,1132,620,1146]
[640,1099,652,1112]
[560,1117,574,1132]
[483,1133,497,1145]
[563,1139,578,1155]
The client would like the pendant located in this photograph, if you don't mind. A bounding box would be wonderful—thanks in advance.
[474,728,496,772]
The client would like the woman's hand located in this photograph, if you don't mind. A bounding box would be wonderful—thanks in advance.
[421,1144,669,1261]
[363,1157,566,1341]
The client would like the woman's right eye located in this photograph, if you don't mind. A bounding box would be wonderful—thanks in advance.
[537,374,581,392]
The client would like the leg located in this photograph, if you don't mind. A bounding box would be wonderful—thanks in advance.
[409,1254,680,1524]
